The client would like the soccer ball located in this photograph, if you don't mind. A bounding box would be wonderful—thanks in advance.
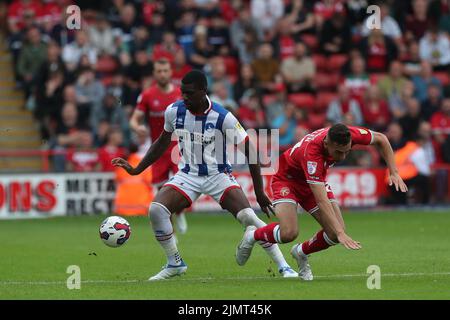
[99,216,131,248]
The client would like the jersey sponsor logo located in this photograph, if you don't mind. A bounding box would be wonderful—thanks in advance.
[359,128,368,135]
[205,122,215,132]
[235,122,244,131]
[280,187,290,196]
[307,161,317,175]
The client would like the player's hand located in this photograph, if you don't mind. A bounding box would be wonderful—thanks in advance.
[337,232,362,250]
[255,191,276,218]
[111,158,137,175]
[388,172,408,193]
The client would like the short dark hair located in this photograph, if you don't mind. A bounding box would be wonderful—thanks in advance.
[182,70,207,90]
[328,124,351,145]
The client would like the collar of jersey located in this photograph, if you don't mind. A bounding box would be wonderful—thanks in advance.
[188,95,212,116]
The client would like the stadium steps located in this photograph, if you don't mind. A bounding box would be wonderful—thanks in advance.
[0,33,43,173]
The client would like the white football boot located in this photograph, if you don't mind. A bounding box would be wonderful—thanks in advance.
[175,212,188,235]
[235,226,257,266]
[279,266,299,278]
[291,244,313,281]
[148,261,188,281]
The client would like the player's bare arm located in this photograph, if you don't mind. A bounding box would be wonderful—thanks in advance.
[309,183,361,250]
[112,130,172,175]
[238,137,275,217]
[371,131,408,192]
[129,109,148,137]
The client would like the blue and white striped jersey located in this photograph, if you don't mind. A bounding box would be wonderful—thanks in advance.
[164,96,248,176]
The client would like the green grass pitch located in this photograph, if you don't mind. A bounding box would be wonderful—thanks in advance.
[1,210,450,299]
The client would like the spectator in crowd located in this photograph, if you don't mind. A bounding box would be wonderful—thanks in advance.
[172,49,192,86]
[175,10,197,58]
[313,0,345,31]
[378,60,408,101]
[148,10,168,45]
[230,7,263,55]
[62,29,97,72]
[233,64,257,104]
[284,0,315,38]
[388,79,415,119]
[236,90,266,130]
[66,130,100,172]
[205,56,232,98]
[361,2,403,49]
[318,13,351,55]
[35,41,67,87]
[98,127,128,172]
[16,26,47,97]
[189,25,214,69]
[251,43,282,93]
[250,0,284,41]
[419,25,450,71]
[342,55,370,102]
[88,13,117,56]
[403,41,423,77]
[234,25,260,65]
[207,13,230,55]
[359,28,398,73]
[386,121,406,151]
[265,87,288,121]
[152,31,183,65]
[327,84,364,126]
[272,17,295,60]
[210,81,238,112]
[404,0,430,42]
[362,85,391,132]
[125,49,153,94]
[106,72,134,114]
[398,98,423,140]
[113,3,140,45]
[7,0,43,35]
[75,67,105,124]
[421,83,442,121]
[412,60,442,103]
[271,101,300,151]
[91,93,131,147]
[280,41,315,94]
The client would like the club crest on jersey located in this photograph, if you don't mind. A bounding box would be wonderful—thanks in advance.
[307,161,317,175]
[280,187,290,196]
[205,122,215,132]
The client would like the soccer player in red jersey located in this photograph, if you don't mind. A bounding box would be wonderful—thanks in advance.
[129,59,188,233]
[236,124,408,280]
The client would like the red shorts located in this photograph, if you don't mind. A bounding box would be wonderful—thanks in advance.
[271,176,336,214]
[152,150,179,186]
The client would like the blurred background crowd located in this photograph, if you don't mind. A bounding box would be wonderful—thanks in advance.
[1,0,450,204]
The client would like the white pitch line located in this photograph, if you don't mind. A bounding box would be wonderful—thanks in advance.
[1,272,450,286]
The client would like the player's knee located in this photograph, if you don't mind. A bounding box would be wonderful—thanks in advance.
[149,202,171,223]
[280,227,298,243]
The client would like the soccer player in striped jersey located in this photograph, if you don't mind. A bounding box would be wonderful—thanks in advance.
[112,70,297,280]
[236,124,408,280]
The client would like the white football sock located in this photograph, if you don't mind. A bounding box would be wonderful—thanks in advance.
[149,202,182,266]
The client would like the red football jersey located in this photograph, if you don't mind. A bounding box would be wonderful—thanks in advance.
[282,126,373,184]
[136,84,181,142]
[98,146,128,172]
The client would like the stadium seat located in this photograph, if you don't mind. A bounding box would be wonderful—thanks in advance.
[307,112,327,130]
[315,72,341,90]
[327,54,348,72]
[369,73,386,85]
[434,72,450,86]
[288,93,316,110]
[262,94,277,106]
[312,54,327,72]
[96,55,118,74]
[316,92,337,112]
[223,56,239,78]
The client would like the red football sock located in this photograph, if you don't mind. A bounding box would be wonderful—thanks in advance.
[300,229,335,255]
[253,223,280,243]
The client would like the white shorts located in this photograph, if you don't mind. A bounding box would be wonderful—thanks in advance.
[163,171,241,205]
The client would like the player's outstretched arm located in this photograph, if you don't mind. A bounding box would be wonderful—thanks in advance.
[112,130,172,175]
[239,138,275,217]
[309,183,362,250]
[371,131,408,192]
[129,109,149,137]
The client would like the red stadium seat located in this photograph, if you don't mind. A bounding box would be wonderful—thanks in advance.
[316,92,337,112]
[288,93,316,109]
[307,112,327,130]
[434,72,450,86]
[327,54,348,72]
[369,73,386,85]
[315,72,341,90]
[96,55,118,74]
[223,56,239,78]
[312,54,327,72]
[262,94,277,106]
